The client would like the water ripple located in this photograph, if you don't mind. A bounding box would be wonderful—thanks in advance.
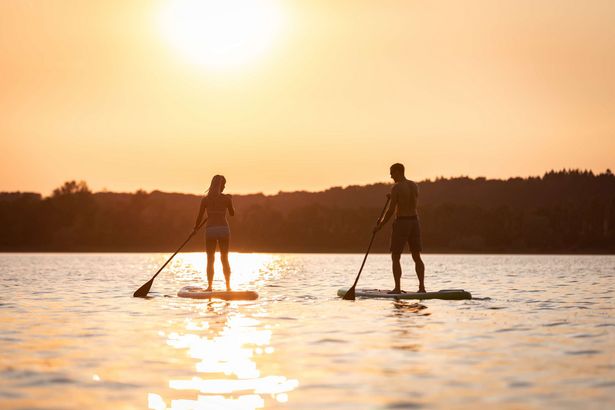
[0,253,613,409]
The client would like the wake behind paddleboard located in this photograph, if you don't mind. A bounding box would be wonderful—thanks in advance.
[337,287,471,300]
[178,286,259,301]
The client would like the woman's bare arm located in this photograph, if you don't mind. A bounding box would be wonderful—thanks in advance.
[194,197,207,229]
[227,195,235,217]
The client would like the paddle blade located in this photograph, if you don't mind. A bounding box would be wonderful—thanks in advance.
[342,286,356,300]
[133,279,153,298]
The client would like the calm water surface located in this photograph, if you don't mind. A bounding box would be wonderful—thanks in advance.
[0,253,613,409]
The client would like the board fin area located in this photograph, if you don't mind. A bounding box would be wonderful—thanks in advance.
[178,286,259,301]
[337,287,471,300]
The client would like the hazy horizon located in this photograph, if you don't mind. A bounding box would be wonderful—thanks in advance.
[3,168,612,197]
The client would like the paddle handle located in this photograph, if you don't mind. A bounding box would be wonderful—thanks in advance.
[349,196,391,289]
[150,218,208,281]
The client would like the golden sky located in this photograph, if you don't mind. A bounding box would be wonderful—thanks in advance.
[1,0,614,195]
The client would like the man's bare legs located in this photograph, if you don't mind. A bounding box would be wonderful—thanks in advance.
[389,252,402,293]
[390,251,426,293]
[411,251,426,292]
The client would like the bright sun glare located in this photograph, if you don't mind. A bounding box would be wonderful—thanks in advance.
[158,0,285,69]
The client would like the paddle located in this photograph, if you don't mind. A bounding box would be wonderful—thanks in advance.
[342,195,391,300]
[133,218,207,298]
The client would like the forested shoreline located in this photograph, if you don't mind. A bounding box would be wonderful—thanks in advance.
[1,170,614,253]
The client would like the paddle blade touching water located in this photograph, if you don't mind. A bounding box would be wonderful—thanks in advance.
[342,286,355,300]
[133,278,155,298]
[133,219,206,298]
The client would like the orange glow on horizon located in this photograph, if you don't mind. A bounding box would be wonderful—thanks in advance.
[0,0,614,195]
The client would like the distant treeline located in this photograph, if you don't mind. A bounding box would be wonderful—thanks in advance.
[1,170,614,253]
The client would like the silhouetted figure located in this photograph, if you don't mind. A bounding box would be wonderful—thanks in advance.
[374,163,426,293]
[194,175,235,291]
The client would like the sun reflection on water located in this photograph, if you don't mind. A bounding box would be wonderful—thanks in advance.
[149,253,298,409]
[173,253,277,289]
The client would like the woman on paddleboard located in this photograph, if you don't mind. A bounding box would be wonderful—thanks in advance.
[193,175,235,291]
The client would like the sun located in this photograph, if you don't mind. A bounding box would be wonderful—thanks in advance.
[158,0,285,70]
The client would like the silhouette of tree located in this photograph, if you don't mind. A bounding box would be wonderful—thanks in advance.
[0,170,613,253]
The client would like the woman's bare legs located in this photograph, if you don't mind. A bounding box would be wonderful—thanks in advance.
[205,238,217,291]
[219,238,231,290]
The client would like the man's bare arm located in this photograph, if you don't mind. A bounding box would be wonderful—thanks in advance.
[380,192,397,225]
[374,189,397,231]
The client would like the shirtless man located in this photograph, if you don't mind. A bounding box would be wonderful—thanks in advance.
[374,163,426,294]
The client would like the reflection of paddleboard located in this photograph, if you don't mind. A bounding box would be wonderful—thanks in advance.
[337,288,471,300]
[178,286,259,301]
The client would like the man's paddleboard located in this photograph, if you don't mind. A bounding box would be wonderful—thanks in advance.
[178,286,259,301]
[337,288,471,300]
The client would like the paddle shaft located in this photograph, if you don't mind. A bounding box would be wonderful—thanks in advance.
[151,218,207,281]
[133,218,207,297]
[348,197,391,290]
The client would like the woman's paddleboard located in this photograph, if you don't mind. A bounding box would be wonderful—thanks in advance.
[178,286,259,301]
[337,288,471,300]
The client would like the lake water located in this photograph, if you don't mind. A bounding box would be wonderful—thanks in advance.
[0,253,613,409]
